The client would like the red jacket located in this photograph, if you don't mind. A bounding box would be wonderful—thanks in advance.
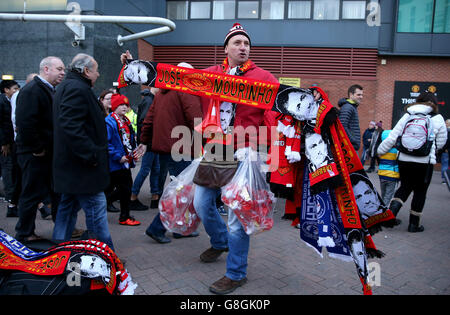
[202,61,278,149]
[140,89,202,156]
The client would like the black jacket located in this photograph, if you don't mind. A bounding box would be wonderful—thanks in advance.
[52,71,110,194]
[15,76,55,155]
[362,128,374,149]
[0,94,14,146]
[136,89,154,145]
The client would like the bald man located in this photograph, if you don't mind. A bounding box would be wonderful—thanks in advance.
[15,56,65,243]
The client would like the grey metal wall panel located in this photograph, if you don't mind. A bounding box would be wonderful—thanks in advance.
[394,34,433,55]
[145,20,380,48]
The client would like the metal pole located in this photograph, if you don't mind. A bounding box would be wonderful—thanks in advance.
[0,13,176,45]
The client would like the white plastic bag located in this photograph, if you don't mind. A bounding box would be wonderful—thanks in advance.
[221,148,276,235]
[159,158,202,235]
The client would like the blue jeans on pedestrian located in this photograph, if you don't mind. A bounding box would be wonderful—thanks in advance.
[360,146,369,165]
[194,185,249,281]
[131,151,161,196]
[146,153,191,238]
[52,192,114,250]
[441,152,449,181]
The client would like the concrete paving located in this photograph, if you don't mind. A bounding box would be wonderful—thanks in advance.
[1,167,449,296]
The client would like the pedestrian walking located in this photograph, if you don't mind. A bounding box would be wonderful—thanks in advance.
[360,121,375,166]
[14,56,65,242]
[377,91,447,232]
[105,93,140,226]
[377,130,400,207]
[52,53,114,249]
[129,61,203,244]
[129,88,160,211]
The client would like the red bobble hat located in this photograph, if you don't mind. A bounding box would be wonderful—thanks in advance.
[224,23,251,47]
[111,94,130,112]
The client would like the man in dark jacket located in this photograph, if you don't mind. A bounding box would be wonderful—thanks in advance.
[360,121,375,166]
[338,84,364,151]
[129,88,160,211]
[14,57,65,242]
[367,121,383,173]
[51,53,114,250]
[0,79,20,217]
[140,79,203,244]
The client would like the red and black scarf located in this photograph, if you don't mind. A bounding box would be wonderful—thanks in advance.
[0,231,134,295]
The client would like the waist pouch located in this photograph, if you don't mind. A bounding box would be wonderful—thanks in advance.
[193,158,238,189]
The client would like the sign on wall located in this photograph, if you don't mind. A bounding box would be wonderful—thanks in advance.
[392,81,450,126]
[278,77,301,88]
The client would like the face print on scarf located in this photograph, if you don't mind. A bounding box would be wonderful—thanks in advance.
[347,229,369,281]
[123,60,156,86]
[220,102,235,134]
[69,254,111,282]
[120,128,132,153]
[305,133,332,172]
[274,86,318,121]
[351,172,385,219]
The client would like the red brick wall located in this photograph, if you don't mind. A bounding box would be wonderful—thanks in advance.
[138,39,154,62]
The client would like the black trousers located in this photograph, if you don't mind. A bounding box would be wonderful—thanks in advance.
[105,168,133,221]
[394,161,433,213]
[0,143,21,205]
[15,152,60,239]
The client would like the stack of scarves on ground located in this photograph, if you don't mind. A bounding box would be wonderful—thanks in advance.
[117,61,397,295]
[0,230,136,295]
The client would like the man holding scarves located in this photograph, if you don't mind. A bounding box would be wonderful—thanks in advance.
[127,23,278,294]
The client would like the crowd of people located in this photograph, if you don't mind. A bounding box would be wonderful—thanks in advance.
[347,85,449,232]
[1,21,448,295]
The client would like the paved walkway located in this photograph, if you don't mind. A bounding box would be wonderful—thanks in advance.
[1,168,449,296]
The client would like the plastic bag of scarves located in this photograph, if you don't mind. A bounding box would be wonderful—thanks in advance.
[159,158,202,235]
[221,148,276,235]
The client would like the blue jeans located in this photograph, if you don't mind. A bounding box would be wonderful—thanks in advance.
[194,185,249,281]
[52,192,114,250]
[131,151,161,196]
[360,146,369,165]
[441,152,449,181]
[146,154,191,237]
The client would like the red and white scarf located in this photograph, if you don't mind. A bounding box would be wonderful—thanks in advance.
[111,112,133,163]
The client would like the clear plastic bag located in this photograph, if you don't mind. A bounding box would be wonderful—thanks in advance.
[159,158,202,235]
[221,148,276,235]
